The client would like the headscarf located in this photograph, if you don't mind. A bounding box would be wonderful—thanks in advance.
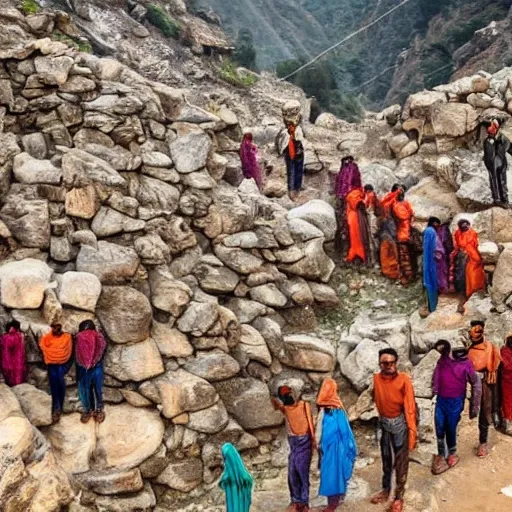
[219,443,254,512]
[336,158,362,200]
[75,324,107,369]
[287,125,296,160]
[487,119,500,137]
[316,378,344,409]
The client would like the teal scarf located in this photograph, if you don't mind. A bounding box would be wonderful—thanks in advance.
[219,443,254,512]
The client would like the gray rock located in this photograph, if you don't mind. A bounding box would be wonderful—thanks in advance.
[12,383,52,426]
[214,377,283,430]
[234,324,272,367]
[0,132,21,166]
[82,143,141,171]
[136,176,180,219]
[21,133,48,159]
[104,338,164,382]
[91,207,145,237]
[149,268,192,316]
[170,131,212,174]
[107,192,139,218]
[94,483,156,511]
[288,218,324,242]
[50,236,79,262]
[180,169,216,189]
[360,163,399,196]
[184,351,240,382]
[97,286,152,344]
[194,263,239,294]
[151,322,193,358]
[141,151,172,168]
[287,200,336,241]
[412,350,440,399]
[492,244,512,304]
[177,302,219,336]
[308,282,339,306]
[226,298,267,323]
[72,468,144,496]
[134,233,170,265]
[34,55,74,85]
[57,271,102,312]
[156,459,203,492]
[249,284,287,307]
[214,244,264,274]
[76,242,140,284]
[280,335,335,372]
[13,153,61,184]
[187,402,229,434]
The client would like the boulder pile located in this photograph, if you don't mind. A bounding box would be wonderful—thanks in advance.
[0,7,339,510]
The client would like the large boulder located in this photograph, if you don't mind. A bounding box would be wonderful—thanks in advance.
[177,301,219,336]
[76,242,140,283]
[12,384,52,427]
[0,259,53,309]
[151,322,194,358]
[156,458,203,492]
[13,153,62,185]
[194,263,240,294]
[104,338,165,382]
[170,131,212,174]
[149,268,192,316]
[359,163,398,196]
[214,377,283,430]
[280,335,335,372]
[97,286,152,344]
[57,271,101,312]
[183,351,240,382]
[287,200,336,241]
[72,468,144,495]
[91,207,145,237]
[412,350,440,399]
[431,103,479,138]
[234,324,272,367]
[492,244,512,304]
[187,402,229,434]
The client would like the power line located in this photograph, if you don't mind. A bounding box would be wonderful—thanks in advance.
[349,65,398,93]
[423,62,454,80]
[279,0,415,82]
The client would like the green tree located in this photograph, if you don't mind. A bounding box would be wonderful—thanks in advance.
[233,29,257,70]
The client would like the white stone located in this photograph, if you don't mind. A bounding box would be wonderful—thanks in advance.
[57,271,101,312]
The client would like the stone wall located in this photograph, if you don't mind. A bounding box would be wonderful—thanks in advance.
[0,8,340,510]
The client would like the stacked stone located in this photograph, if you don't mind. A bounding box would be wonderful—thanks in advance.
[0,10,340,511]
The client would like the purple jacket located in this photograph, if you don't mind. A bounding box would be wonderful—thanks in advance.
[433,355,482,405]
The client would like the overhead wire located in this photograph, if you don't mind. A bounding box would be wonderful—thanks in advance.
[278,0,415,82]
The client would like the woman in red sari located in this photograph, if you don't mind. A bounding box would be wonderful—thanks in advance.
[240,132,263,190]
[345,187,370,265]
[500,332,512,436]
[450,219,486,313]
[0,320,27,386]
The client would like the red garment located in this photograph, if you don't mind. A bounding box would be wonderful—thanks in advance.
[501,344,512,420]
[0,328,27,386]
[345,188,367,263]
[75,330,107,369]
[451,228,486,298]
[392,200,414,242]
[380,190,400,218]
[288,126,296,160]
[316,378,344,409]
[364,190,378,210]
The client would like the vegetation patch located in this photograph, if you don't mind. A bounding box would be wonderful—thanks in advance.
[20,0,40,15]
[51,30,92,53]
[218,59,258,88]
[147,4,181,40]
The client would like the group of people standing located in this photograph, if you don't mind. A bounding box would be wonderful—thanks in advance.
[0,320,106,424]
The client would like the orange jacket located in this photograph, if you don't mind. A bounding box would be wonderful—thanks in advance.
[273,399,316,441]
[39,332,73,365]
[468,340,501,383]
[380,190,400,218]
[374,372,417,450]
[392,200,414,242]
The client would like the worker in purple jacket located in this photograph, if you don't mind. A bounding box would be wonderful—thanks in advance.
[431,340,481,475]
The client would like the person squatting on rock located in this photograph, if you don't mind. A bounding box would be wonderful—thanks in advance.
[467,320,501,458]
[316,378,357,512]
[283,124,305,201]
[483,119,510,206]
[240,132,263,191]
[272,386,316,512]
[500,332,512,436]
[371,348,417,512]
[39,322,73,424]
[364,184,380,264]
[431,340,481,475]
[450,219,486,314]
[219,443,254,512]
[422,217,444,315]
[0,320,27,387]
[75,320,107,424]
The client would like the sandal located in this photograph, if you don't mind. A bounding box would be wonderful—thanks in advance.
[80,412,92,424]
[477,443,488,458]
[431,455,450,475]
[370,490,390,504]
[51,410,61,424]
[447,454,460,468]
[387,499,404,512]
[94,409,106,423]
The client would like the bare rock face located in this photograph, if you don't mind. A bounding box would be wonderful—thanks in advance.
[0,259,53,309]
[97,286,152,343]
[57,271,102,312]
[287,200,336,242]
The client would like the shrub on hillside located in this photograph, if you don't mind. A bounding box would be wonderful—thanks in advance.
[147,4,181,39]
[21,0,40,14]
[218,59,258,88]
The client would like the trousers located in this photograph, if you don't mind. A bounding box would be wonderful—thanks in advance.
[288,434,312,505]
[435,395,465,457]
[77,364,104,413]
[487,163,508,204]
[380,415,409,500]
[48,363,68,412]
[286,158,304,192]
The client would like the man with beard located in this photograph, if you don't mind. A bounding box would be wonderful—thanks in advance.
[468,321,501,457]
[450,219,486,314]
[483,119,510,206]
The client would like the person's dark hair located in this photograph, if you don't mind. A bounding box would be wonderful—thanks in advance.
[452,347,468,360]
[364,184,374,192]
[78,320,96,332]
[434,339,451,356]
[458,218,470,228]
[378,348,399,361]
[470,320,485,328]
[5,320,21,332]
[391,183,401,192]
[278,386,295,406]
[428,217,441,227]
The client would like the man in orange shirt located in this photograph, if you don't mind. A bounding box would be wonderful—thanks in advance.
[39,322,73,424]
[345,187,370,265]
[272,386,316,512]
[371,348,417,512]
[467,320,501,457]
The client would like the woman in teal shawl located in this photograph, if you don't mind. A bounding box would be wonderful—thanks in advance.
[316,378,357,511]
[220,443,254,512]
